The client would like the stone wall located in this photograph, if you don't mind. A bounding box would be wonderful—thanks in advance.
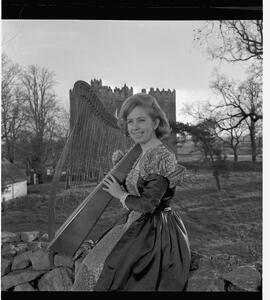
[1,231,262,292]
[1,231,90,291]
[188,251,262,292]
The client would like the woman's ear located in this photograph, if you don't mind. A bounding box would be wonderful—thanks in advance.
[154,118,160,130]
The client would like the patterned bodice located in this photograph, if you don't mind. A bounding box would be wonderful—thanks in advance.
[125,143,185,192]
[123,143,186,223]
[125,168,141,197]
[124,155,143,224]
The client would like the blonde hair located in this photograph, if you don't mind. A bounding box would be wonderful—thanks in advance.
[118,93,171,139]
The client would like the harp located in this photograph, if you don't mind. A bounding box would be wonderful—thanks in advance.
[48,144,141,257]
[47,80,141,257]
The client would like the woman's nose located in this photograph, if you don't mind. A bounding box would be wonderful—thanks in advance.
[134,121,140,130]
[131,121,139,130]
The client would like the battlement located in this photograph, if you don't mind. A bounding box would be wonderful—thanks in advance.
[147,87,176,122]
[90,79,103,88]
[148,87,176,98]
[112,84,134,98]
[90,79,133,100]
[89,79,132,115]
[88,78,176,122]
[90,79,175,101]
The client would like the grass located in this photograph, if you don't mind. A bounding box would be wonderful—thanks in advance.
[1,162,262,266]
[177,169,262,264]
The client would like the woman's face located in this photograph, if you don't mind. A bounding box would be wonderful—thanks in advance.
[126,106,159,145]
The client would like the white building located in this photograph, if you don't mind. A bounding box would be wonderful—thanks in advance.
[1,159,27,202]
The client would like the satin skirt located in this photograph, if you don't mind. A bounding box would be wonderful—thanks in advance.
[72,209,191,291]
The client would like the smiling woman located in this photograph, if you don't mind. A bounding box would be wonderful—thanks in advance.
[72,92,191,291]
[119,93,171,141]
[126,106,158,144]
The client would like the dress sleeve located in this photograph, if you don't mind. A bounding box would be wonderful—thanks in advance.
[124,146,186,213]
[124,173,169,213]
[140,148,186,188]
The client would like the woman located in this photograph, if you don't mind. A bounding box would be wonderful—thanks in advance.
[72,93,191,291]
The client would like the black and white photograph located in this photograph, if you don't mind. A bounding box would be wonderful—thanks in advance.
[1,1,264,296]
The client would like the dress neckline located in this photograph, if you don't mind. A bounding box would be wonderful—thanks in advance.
[141,142,163,156]
[133,143,164,170]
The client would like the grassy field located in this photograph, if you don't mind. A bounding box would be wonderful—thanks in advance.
[1,162,262,266]
[178,170,262,263]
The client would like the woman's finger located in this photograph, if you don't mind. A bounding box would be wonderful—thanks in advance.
[102,181,111,188]
[103,177,113,184]
[103,178,109,184]
[108,174,116,182]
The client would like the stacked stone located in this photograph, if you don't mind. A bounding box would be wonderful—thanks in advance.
[1,231,94,291]
[1,231,262,292]
[187,251,262,292]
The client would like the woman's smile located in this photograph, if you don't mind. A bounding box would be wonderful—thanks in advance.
[127,106,158,146]
[131,131,144,138]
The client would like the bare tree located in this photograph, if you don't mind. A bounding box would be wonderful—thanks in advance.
[1,54,26,163]
[192,20,263,163]
[19,64,61,183]
[181,96,250,162]
[214,114,246,162]
[174,118,228,191]
[45,106,70,170]
[211,73,262,163]
[194,20,263,63]
[180,100,212,123]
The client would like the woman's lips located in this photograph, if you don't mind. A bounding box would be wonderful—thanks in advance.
[132,132,144,138]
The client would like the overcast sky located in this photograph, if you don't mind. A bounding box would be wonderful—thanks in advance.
[2,20,251,122]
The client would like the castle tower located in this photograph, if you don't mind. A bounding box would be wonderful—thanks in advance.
[90,79,133,116]
[148,88,176,123]
[148,88,177,153]
[89,79,177,153]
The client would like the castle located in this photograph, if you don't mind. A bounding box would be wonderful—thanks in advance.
[89,79,177,153]
[90,79,176,123]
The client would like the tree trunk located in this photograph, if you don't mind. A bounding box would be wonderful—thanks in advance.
[6,140,15,163]
[233,148,238,162]
[36,169,44,184]
[249,120,257,163]
[31,134,45,183]
[214,171,221,191]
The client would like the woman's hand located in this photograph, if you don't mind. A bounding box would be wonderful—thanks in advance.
[112,150,124,166]
[102,174,125,200]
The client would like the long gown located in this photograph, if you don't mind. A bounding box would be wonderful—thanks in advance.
[71,143,191,291]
